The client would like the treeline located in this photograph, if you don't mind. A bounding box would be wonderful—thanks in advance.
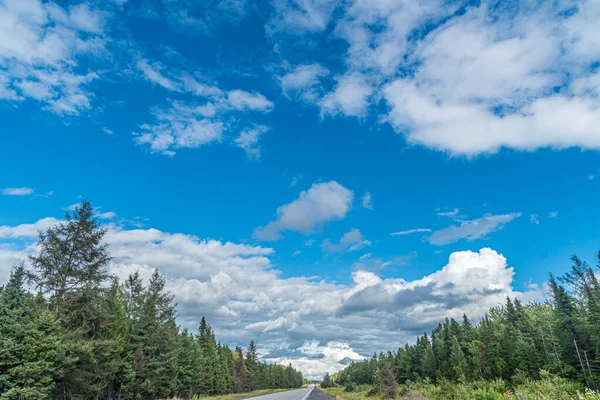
[330,252,600,394]
[0,201,303,400]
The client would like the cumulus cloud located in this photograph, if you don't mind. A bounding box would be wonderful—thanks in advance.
[321,229,371,253]
[320,73,373,118]
[0,0,106,115]
[379,2,600,155]
[530,214,540,225]
[0,216,542,379]
[253,181,354,240]
[2,187,34,196]
[361,192,373,210]
[272,0,600,156]
[0,217,60,239]
[428,213,521,246]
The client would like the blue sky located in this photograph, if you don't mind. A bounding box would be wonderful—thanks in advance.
[1,0,600,379]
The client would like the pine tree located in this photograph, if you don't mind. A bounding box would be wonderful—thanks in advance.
[28,200,111,329]
[377,361,398,399]
[234,346,248,393]
[245,340,259,391]
[321,372,330,388]
[0,266,72,399]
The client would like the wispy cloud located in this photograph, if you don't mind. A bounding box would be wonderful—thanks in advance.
[361,192,373,210]
[549,211,559,219]
[428,213,521,246]
[234,125,269,160]
[391,228,431,236]
[2,187,34,196]
[322,229,371,253]
[530,214,540,225]
[436,208,460,218]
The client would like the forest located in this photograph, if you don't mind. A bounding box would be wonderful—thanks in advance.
[322,252,600,399]
[0,201,303,400]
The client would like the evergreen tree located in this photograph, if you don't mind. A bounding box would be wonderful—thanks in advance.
[321,372,330,388]
[377,361,398,399]
[0,266,72,399]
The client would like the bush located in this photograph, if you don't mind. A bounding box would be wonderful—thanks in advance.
[344,382,356,392]
[472,388,502,400]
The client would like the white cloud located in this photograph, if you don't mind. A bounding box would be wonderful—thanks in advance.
[320,73,373,118]
[234,125,269,160]
[267,0,339,35]
[253,181,354,240]
[101,127,114,135]
[530,214,540,225]
[97,211,117,220]
[358,253,371,261]
[360,192,373,210]
[133,58,273,157]
[292,250,301,257]
[549,211,559,219]
[0,0,106,115]
[2,187,34,196]
[273,0,600,156]
[304,239,315,247]
[278,63,329,102]
[0,216,542,379]
[322,229,371,253]
[226,90,274,112]
[390,228,431,236]
[428,213,521,246]
[136,59,181,92]
[134,101,223,156]
[268,341,363,381]
[0,217,60,238]
[379,3,600,155]
[436,208,459,218]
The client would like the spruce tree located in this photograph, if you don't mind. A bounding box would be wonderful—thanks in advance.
[377,361,398,399]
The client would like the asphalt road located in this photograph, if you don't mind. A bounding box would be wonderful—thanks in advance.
[306,387,335,400]
[248,386,316,400]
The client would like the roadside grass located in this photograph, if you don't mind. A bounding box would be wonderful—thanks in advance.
[171,388,291,400]
[319,373,600,400]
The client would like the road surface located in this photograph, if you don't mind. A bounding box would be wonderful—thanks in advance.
[246,385,332,400]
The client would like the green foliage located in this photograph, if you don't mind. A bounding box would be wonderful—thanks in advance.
[0,201,303,400]
[377,362,398,399]
[322,372,331,388]
[331,251,600,398]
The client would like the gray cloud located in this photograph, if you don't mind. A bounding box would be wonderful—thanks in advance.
[0,218,542,379]
[428,213,521,245]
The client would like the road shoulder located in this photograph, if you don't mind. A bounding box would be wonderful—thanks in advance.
[307,387,335,400]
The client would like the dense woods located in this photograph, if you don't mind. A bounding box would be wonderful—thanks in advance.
[0,201,303,400]
[327,252,600,398]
